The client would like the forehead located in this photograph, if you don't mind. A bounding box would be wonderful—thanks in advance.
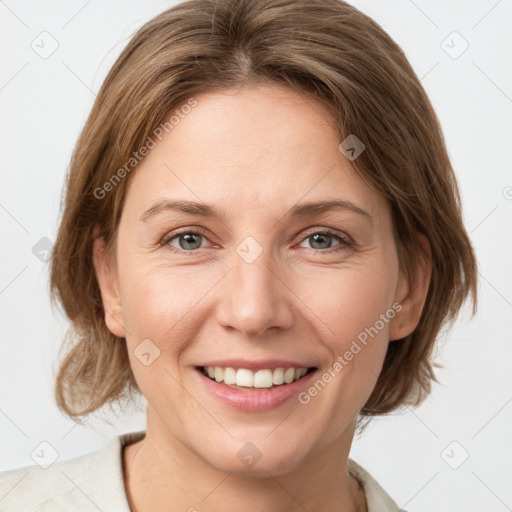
[122,85,387,223]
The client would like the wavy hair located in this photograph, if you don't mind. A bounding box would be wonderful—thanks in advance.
[49,0,477,420]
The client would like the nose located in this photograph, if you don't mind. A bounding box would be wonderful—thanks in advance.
[216,243,294,338]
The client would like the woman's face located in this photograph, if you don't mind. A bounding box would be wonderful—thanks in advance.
[94,84,423,475]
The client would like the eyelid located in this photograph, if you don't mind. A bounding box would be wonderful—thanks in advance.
[297,227,352,243]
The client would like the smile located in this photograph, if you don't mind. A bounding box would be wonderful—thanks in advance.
[199,366,317,389]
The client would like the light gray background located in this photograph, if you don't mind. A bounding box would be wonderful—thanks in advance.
[1,1,511,510]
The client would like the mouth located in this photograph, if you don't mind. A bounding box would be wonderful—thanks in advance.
[196,365,318,390]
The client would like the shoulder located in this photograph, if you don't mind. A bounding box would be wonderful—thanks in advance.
[0,447,95,511]
[348,458,410,512]
[0,430,145,512]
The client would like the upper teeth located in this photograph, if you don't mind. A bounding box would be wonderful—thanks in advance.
[204,366,309,388]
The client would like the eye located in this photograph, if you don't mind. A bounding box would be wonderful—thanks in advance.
[161,227,352,254]
[161,228,211,252]
[298,230,352,252]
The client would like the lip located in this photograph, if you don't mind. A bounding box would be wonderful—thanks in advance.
[196,359,316,371]
[194,366,318,411]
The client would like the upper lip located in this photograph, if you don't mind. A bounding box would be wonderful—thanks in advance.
[196,359,318,371]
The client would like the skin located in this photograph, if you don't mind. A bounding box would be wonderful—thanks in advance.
[93,84,431,512]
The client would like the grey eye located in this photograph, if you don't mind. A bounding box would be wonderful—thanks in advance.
[170,232,204,250]
[301,232,342,250]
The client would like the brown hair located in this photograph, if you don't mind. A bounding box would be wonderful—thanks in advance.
[50,0,477,420]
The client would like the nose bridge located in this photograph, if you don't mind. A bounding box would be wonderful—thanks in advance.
[217,234,293,337]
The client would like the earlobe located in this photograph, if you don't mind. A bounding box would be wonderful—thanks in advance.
[389,234,432,341]
[92,237,126,338]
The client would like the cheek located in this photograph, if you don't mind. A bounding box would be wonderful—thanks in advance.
[304,263,397,340]
[117,260,214,351]
[300,263,397,401]
[117,262,210,414]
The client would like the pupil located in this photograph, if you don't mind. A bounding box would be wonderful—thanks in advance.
[311,233,331,249]
[180,233,202,250]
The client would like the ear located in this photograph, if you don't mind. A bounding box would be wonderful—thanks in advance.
[389,234,432,341]
[92,236,126,338]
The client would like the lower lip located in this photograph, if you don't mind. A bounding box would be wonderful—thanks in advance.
[194,368,318,411]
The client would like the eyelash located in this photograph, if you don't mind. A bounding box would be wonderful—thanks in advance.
[160,227,353,255]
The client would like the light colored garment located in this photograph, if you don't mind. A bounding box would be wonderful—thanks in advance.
[0,430,405,511]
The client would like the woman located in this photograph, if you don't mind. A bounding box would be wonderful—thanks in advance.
[0,0,477,510]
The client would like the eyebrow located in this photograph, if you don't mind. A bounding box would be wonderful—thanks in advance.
[140,199,372,224]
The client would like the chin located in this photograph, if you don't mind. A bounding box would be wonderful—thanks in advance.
[204,439,310,478]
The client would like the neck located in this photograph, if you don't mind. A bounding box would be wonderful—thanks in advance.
[123,407,366,512]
